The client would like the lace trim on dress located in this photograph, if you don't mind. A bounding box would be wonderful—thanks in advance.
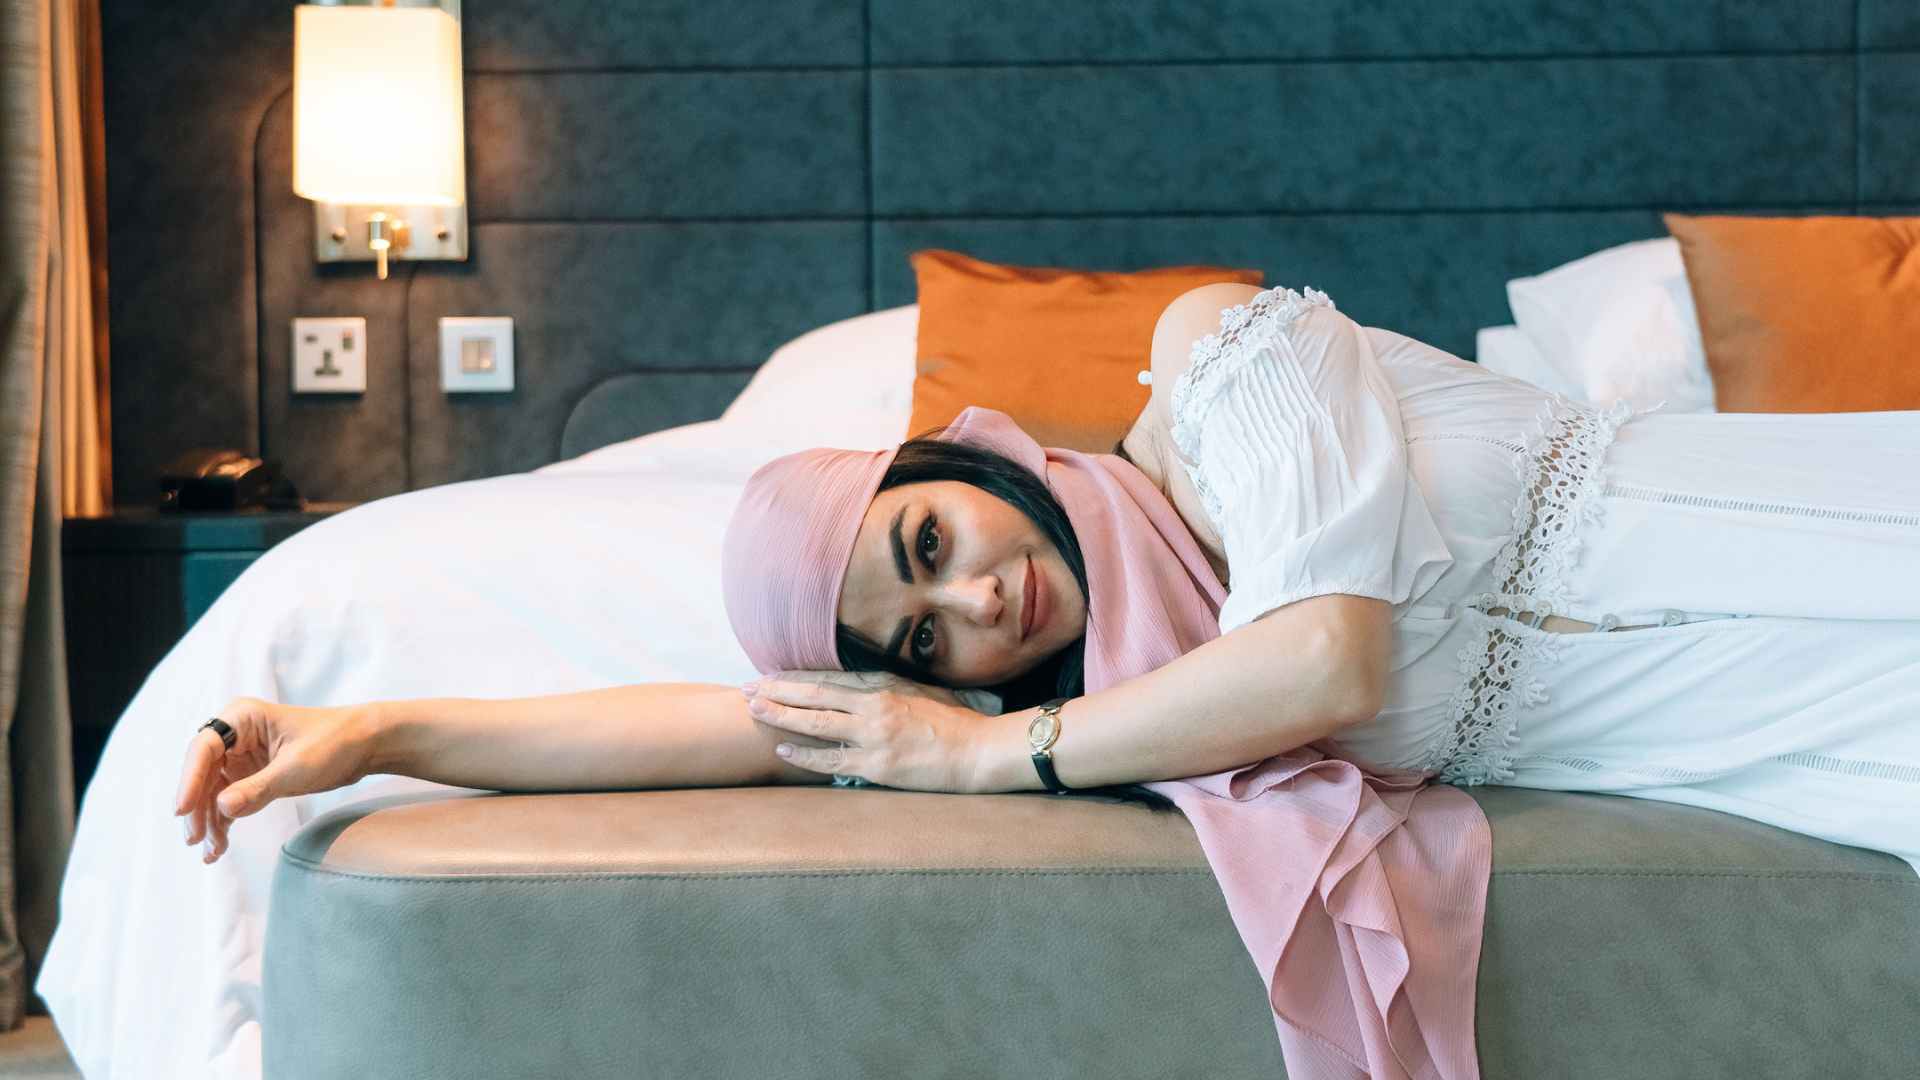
[1168,286,1336,533]
[1417,396,1641,786]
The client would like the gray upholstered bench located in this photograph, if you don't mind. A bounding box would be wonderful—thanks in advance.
[263,786,1919,1078]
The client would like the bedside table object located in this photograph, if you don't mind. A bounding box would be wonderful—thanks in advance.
[158,447,304,512]
[62,503,353,802]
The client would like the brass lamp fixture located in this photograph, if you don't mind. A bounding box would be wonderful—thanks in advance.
[291,0,467,279]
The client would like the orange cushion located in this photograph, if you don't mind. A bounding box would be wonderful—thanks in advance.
[906,250,1264,451]
[1663,213,1920,413]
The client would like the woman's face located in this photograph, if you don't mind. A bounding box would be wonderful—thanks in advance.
[836,480,1087,688]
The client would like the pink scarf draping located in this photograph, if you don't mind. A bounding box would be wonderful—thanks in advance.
[721,405,1492,1078]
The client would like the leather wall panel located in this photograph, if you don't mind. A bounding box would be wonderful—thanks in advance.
[1862,1,1920,47]
[463,0,860,69]
[1861,54,1920,203]
[872,0,1852,63]
[870,58,1854,216]
[465,71,865,221]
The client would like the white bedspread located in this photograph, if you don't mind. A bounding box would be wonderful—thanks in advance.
[36,413,910,1078]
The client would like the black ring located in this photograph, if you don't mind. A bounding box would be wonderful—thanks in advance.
[198,717,236,752]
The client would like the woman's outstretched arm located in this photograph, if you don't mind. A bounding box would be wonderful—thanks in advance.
[176,682,842,863]
[369,682,836,792]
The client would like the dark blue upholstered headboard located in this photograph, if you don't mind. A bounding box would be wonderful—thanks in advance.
[101,2,1920,504]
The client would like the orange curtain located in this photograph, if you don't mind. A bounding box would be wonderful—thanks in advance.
[0,0,111,1029]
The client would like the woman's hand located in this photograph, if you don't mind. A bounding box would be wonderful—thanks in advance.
[173,696,379,864]
[743,670,999,793]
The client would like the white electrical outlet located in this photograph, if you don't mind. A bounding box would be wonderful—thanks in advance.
[292,317,368,393]
[439,316,514,393]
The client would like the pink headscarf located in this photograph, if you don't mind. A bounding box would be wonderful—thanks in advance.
[722,406,1490,1080]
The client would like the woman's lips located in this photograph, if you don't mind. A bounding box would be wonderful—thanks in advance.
[1029,557,1047,641]
[1021,556,1036,641]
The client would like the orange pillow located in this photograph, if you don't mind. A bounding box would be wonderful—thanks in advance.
[906,249,1264,451]
[1663,213,1920,413]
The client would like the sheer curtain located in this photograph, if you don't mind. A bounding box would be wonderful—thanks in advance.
[0,0,110,1028]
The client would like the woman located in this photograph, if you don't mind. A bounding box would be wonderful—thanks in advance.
[172,282,1920,878]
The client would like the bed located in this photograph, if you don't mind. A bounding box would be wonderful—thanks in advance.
[41,304,1920,1078]
[55,1,1920,1076]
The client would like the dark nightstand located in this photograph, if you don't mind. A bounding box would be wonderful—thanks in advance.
[62,502,356,802]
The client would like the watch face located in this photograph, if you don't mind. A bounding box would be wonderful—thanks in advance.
[1027,709,1059,750]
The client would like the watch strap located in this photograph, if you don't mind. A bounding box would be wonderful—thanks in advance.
[1029,698,1072,795]
[1031,751,1071,795]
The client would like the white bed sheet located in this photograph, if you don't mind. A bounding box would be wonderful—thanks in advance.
[36,414,913,1079]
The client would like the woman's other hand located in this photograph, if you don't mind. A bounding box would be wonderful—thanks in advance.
[744,670,999,793]
[173,696,379,864]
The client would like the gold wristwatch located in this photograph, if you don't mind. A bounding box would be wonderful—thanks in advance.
[1026,697,1072,794]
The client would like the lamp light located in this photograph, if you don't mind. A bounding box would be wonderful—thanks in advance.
[292,1,466,279]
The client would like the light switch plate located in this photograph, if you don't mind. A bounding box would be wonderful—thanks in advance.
[292,317,367,393]
[439,316,514,393]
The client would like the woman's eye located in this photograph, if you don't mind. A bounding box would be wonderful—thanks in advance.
[918,515,940,567]
[913,617,936,661]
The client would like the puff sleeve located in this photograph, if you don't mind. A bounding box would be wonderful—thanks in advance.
[1168,288,1454,636]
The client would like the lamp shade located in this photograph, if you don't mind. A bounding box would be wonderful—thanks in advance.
[292,5,465,206]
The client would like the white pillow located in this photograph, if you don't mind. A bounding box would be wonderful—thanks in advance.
[1505,237,1717,414]
[723,304,918,447]
[1473,325,1585,399]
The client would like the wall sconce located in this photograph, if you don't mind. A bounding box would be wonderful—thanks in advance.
[292,0,467,279]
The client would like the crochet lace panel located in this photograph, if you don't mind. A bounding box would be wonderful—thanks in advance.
[1417,396,1639,786]
[1167,286,1336,535]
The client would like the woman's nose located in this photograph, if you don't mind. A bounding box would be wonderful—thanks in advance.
[938,574,1003,625]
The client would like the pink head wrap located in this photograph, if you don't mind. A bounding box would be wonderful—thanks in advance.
[720,441,900,675]
[720,403,1490,1080]
[720,405,1225,685]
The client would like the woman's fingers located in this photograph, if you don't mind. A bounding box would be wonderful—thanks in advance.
[775,740,859,777]
[747,682,872,742]
[745,694,835,739]
[178,697,268,860]
[206,794,230,863]
[174,727,221,817]
[753,677,865,714]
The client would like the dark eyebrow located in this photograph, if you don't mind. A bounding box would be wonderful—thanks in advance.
[889,505,913,585]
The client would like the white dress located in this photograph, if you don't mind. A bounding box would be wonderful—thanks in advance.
[1168,287,1920,878]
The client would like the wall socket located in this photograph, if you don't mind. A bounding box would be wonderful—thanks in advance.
[292,317,368,393]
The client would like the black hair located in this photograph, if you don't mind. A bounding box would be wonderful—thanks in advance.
[834,426,1180,814]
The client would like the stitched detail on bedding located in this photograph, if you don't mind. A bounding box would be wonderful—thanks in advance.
[1421,396,1640,786]
[1517,751,1920,787]
[1602,483,1920,529]
[1515,754,1606,773]
[1771,752,1920,784]
[1167,286,1333,531]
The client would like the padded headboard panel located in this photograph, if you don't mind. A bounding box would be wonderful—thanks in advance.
[101,1,1920,504]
